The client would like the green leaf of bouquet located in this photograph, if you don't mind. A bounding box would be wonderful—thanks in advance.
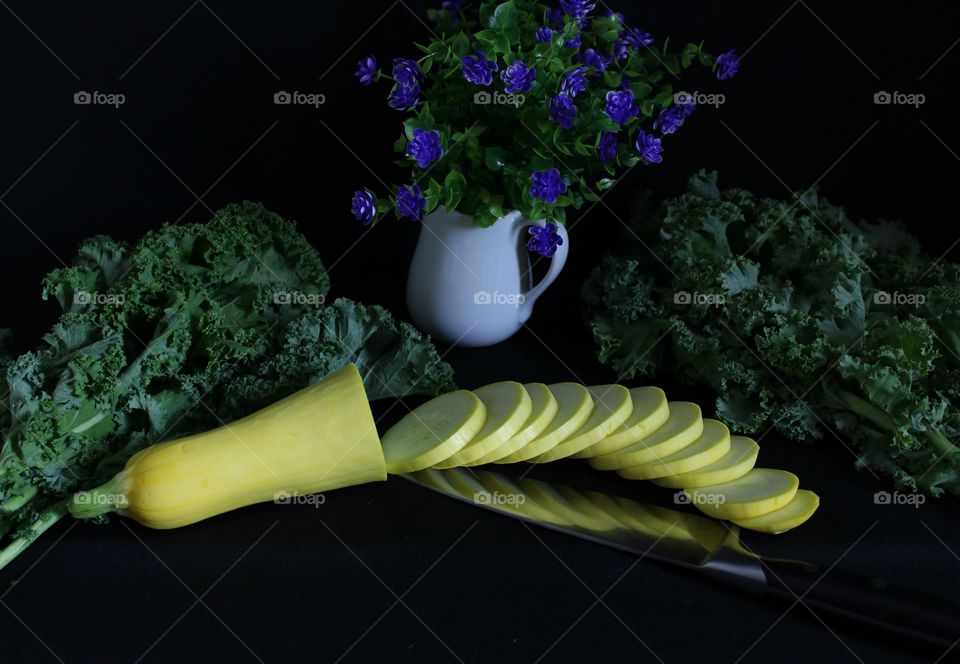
[484,146,509,170]
[451,32,471,57]
[653,88,675,107]
[424,178,443,213]
[443,170,466,210]
[489,1,518,30]
[603,70,622,88]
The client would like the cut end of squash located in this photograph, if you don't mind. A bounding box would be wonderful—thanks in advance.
[382,390,486,474]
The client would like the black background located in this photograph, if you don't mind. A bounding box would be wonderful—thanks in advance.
[1,1,960,662]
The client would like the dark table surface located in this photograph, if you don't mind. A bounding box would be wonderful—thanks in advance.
[3,321,960,664]
[2,0,960,661]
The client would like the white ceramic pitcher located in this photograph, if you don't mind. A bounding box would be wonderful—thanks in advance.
[406,208,569,347]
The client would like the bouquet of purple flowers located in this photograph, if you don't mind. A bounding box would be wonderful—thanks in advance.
[351,0,739,256]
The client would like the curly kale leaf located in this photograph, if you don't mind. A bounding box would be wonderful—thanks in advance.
[584,170,960,496]
[217,298,456,411]
[0,202,453,562]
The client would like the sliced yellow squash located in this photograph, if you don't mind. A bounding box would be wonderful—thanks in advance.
[469,383,558,465]
[589,402,704,471]
[534,385,633,462]
[571,387,669,458]
[616,420,731,480]
[434,382,532,468]
[407,467,461,495]
[733,489,820,533]
[496,383,593,463]
[516,478,620,531]
[472,470,571,525]
[652,436,759,489]
[382,390,486,474]
[686,468,799,521]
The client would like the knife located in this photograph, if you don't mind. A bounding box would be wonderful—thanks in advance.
[403,467,960,649]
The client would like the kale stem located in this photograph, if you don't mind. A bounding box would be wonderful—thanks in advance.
[926,428,960,459]
[71,411,108,435]
[0,485,37,513]
[838,388,959,459]
[0,502,68,572]
[836,388,897,432]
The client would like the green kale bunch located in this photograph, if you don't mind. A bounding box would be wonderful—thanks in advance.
[0,202,454,569]
[584,171,960,497]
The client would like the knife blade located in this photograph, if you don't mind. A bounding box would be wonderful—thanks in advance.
[402,467,960,649]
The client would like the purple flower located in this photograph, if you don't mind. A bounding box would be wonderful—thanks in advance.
[501,60,536,94]
[577,48,608,72]
[716,49,740,80]
[549,94,577,129]
[530,169,568,204]
[606,9,624,22]
[613,39,630,61]
[559,0,596,20]
[560,66,588,97]
[597,131,618,163]
[564,33,582,49]
[351,190,376,225]
[396,184,426,220]
[441,0,467,22]
[604,89,639,125]
[355,55,377,86]
[536,27,555,43]
[406,128,443,168]
[462,52,499,85]
[546,7,563,24]
[680,100,697,118]
[388,80,420,110]
[388,58,422,110]
[635,130,663,164]
[528,223,565,258]
[392,58,422,86]
[624,26,654,49]
[653,105,688,135]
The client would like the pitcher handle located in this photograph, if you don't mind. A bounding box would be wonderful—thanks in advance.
[517,219,569,324]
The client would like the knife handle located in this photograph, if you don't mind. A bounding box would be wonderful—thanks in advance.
[761,557,960,648]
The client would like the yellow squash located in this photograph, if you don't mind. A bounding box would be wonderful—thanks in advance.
[69,364,386,529]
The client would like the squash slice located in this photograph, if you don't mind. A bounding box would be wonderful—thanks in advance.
[496,383,593,463]
[468,383,558,465]
[616,420,730,480]
[589,402,703,470]
[534,385,632,462]
[382,390,486,473]
[434,382,532,468]
[571,387,669,458]
[652,436,759,489]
